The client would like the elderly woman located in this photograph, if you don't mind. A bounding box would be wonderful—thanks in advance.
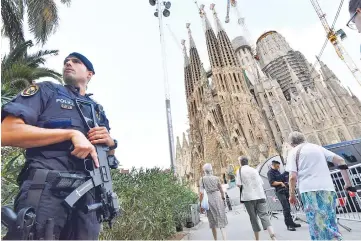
[199,163,228,240]
[286,131,353,240]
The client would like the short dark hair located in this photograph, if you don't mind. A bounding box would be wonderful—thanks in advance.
[349,0,361,16]
[238,156,249,166]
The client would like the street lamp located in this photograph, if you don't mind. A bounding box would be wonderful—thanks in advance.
[149,0,176,173]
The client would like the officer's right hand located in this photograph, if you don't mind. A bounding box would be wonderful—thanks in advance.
[70,130,99,167]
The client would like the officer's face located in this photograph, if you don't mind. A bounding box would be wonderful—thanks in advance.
[273,163,280,170]
[63,57,93,86]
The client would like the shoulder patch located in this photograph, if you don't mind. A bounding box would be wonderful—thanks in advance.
[21,85,39,97]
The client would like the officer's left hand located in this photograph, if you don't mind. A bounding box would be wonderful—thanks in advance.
[87,127,114,147]
[289,194,297,205]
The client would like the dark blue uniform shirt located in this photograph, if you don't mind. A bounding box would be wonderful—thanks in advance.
[1,81,111,172]
[267,168,288,192]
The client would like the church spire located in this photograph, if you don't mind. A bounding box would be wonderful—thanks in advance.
[181,39,190,67]
[209,3,238,67]
[186,23,202,84]
[198,3,213,31]
[186,23,196,49]
[210,3,224,34]
[182,39,193,98]
[198,4,222,68]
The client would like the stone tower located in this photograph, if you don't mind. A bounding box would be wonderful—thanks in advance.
[256,31,314,99]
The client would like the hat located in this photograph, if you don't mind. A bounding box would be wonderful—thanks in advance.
[272,160,280,164]
[65,52,95,74]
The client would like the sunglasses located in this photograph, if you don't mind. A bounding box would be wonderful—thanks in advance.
[347,11,358,30]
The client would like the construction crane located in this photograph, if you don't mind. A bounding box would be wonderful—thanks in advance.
[166,24,182,51]
[224,0,256,56]
[310,0,361,88]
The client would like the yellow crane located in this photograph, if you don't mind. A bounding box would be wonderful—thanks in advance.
[310,0,361,87]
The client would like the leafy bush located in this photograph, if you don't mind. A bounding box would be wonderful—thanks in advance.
[0,152,198,240]
[1,147,25,206]
[100,167,198,240]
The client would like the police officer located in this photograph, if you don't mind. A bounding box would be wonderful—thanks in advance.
[267,160,301,231]
[1,52,118,240]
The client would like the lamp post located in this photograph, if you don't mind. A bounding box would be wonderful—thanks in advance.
[149,0,176,173]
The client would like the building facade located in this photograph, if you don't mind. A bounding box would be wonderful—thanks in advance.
[175,4,361,189]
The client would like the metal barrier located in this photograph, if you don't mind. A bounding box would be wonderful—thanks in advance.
[330,163,361,231]
[264,188,306,223]
[264,163,361,231]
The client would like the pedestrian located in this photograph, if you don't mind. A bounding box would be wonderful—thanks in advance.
[347,0,361,32]
[236,156,277,240]
[1,52,118,240]
[267,160,301,231]
[199,163,228,240]
[287,131,353,241]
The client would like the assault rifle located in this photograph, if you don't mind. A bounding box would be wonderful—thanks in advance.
[64,98,120,228]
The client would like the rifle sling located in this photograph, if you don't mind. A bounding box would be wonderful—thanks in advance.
[27,169,49,212]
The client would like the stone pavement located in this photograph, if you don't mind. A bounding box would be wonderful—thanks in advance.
[186,205,361,240]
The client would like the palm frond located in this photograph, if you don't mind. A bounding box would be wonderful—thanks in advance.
[1,90,16,106]
[26,0,59,45]
[2,40,33,69]
[25,49,59,68]
[1,0,25,48]
[60,0,71,7]
[2,62,34,85]
[10,78,31,91]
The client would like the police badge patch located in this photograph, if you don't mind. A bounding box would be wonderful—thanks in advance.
[21,85,39,97]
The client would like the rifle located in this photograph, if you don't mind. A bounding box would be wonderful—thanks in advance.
[64,98,120,228]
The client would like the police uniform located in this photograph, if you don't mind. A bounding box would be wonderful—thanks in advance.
[1,54,111,239]
[267,163,298,230]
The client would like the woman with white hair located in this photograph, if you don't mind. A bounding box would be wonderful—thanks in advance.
[287,131,353,240]
[199,163,228,240]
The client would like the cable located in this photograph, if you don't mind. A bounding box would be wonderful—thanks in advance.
[331,0,344,29]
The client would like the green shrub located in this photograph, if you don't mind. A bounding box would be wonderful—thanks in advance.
[1,147,25,206]
[100,167,198,240]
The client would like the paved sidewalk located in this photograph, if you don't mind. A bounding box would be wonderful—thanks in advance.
[187,205,361,240]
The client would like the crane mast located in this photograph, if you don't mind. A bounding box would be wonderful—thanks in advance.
[310,0,361,87]
[224,0,256,55]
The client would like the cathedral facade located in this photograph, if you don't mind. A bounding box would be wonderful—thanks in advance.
[175,4,361,188]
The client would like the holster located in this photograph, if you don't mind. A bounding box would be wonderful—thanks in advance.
[2,206,36,240]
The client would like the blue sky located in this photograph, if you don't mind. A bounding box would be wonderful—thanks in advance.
[2,0,360,169]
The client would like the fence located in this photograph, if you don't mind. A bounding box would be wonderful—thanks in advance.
[264,163,361,231]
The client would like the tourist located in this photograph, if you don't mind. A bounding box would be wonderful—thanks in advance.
[287,131,353,240]
[236,156,277,240]
[199,163,228,240]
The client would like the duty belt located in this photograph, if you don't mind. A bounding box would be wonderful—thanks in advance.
[27,169,88,190]
[26,169,88,213]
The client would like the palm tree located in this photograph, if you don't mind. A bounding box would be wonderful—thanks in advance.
[1,0,72,49]
[1,40,63,105]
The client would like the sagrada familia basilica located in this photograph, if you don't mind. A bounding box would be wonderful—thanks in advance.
[175,4,361,187]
